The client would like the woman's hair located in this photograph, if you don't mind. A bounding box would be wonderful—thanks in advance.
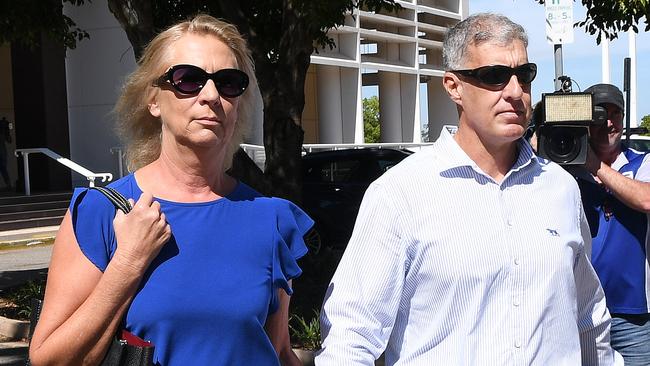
[443,13,528,70]
[114,14,256,172]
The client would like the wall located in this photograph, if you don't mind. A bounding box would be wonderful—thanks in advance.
[64,0,137,186]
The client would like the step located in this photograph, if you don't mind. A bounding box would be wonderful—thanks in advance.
[0,208,67,222]
[0,341,29,366]
[0,216,65,232]
[0,192,72,206]
[0,200,70,215]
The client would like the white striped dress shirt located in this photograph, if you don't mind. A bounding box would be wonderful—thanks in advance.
[316,128,621,366]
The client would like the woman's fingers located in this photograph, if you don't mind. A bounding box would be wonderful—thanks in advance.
[112,191,171,270]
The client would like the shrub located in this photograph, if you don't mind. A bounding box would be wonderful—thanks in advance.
[290,309,321,351]
[0,279,45,320]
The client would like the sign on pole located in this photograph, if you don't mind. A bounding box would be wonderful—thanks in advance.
[545,0,574,44]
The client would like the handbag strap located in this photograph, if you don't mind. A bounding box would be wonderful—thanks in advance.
[91,186,132,214]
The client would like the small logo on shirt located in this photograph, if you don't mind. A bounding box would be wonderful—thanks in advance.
[546,228,560,237]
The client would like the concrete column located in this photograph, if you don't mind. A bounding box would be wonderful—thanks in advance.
[316,65,343,143]
[427,78,458,141]
[246,85,264,145]
[378,71,402,142]
[601,38,610,84]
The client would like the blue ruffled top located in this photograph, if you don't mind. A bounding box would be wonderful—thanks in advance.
[69,174,312,365]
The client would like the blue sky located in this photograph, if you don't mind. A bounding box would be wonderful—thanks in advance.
[471,0,650,123]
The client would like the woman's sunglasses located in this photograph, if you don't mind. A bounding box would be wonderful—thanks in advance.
[451,63,537,87]
[154,64,249,97]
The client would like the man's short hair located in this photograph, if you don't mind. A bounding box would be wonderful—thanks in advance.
[442,13,528,71]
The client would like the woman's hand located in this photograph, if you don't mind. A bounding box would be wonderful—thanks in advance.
[112,192,171,273]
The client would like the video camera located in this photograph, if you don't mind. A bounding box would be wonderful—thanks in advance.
[535,89,608,165]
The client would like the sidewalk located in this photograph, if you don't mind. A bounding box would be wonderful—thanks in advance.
[0,226,58,250]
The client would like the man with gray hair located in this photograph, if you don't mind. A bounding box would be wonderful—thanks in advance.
[316,13,620,365]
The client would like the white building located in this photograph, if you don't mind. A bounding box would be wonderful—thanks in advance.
[0,0,466,189]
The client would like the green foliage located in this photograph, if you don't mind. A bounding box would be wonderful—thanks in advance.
[363,96,380,143]
[289,309,321,350]
[421,124,430,142]
[0,279,45,320]
[536,0,650,43]
[0,0,89,49]
[641,115,650,135]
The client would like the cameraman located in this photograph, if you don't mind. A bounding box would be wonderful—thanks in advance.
[577,83,650,364]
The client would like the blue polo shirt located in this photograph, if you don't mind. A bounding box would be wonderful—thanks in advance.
[579,148,650,314]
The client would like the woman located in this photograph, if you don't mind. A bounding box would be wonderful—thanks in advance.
[29,15,312,365]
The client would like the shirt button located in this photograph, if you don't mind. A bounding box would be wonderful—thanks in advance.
[514,258,520,265]
[515,341,522,348]
[513,299,520,307]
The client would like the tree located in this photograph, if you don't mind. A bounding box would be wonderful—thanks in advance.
[363,96,380,143]
[640,115,650,135]
[536,0,650,43]
[0,0,88,49]
[421,124,430,142]
[104,0,400,204]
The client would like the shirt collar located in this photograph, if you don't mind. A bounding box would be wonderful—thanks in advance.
[611,149,629,171]
[434,126,539,180]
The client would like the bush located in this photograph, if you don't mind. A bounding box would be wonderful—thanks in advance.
[0,279,45,320]
[290,309,321,350]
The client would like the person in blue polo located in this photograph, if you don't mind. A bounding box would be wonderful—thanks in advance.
[578,83,650,365]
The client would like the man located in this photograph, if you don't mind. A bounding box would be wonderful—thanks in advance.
[316,13,620,365]
[577,83,650,364]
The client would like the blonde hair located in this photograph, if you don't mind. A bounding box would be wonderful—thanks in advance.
[114,14,256,172]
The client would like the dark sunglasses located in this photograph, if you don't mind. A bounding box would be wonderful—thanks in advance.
[451,63,537,87]
[154,64,249,97]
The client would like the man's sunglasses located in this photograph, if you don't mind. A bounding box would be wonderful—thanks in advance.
[451,63,537,87]
[154,64,249,97]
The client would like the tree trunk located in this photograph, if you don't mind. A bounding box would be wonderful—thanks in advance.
[107,0,156,59]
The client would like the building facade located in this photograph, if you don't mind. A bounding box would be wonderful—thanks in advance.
[0,0,467,189]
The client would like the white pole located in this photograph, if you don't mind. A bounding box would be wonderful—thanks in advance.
[628,31,638,127]
[601,37,610,84]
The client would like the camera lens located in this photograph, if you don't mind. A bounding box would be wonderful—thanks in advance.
[546,127,581,163]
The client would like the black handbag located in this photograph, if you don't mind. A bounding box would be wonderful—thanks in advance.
[26,186,155,366]
[101,330,154,366]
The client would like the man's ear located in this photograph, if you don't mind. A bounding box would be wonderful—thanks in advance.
[443,72,463,106]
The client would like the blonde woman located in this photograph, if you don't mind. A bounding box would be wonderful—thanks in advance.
[29,15,312,365]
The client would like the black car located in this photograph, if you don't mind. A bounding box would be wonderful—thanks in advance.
[301,148,412,250]
[623,135,650,153]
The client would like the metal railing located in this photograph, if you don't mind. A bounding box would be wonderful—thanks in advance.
[301,142,434,153]
[15,148,113,195]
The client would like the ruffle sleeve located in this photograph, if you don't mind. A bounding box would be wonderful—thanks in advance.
[69,187,119,272]
[269,199,314,313]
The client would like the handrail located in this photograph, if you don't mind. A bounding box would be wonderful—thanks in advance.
[15,148,113,195]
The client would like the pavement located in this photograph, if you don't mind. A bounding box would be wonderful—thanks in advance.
[0,225,58,365]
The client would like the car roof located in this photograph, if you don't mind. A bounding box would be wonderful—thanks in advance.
[302,147,412,161]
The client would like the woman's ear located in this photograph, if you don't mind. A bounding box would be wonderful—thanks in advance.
[148,101,161,118]
[443,71,463,106]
